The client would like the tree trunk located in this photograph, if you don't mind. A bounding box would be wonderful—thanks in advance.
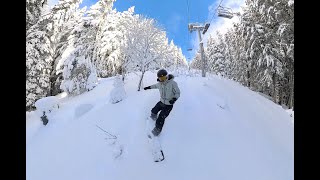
[137,70,145,91]
[289,72,294,110]
[121,64,126,82]
[122,71,125,82]
[247,70,251,87]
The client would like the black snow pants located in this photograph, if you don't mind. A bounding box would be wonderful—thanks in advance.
[151,101,173,132]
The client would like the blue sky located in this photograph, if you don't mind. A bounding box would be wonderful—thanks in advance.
[111,0,218,61]
[48,0,245,61]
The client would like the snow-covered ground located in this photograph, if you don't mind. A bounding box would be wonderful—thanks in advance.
[26,71,294,180]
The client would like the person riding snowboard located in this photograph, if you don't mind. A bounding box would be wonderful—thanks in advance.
[144,69,180,136]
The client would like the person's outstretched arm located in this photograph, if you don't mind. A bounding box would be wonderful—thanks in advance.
[144,82,159,90]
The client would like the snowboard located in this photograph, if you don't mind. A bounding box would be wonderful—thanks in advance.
[146,117,165,162]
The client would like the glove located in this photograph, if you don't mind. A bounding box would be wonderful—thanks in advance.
[169,98,177,105]
[144,86,151,90]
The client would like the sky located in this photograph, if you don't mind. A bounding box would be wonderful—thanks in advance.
[26,70,294,180]
[48,0,245,61]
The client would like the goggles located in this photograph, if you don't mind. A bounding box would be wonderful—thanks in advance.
[159,76,167,81]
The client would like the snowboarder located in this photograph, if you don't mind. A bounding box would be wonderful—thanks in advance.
[144,69,180,136]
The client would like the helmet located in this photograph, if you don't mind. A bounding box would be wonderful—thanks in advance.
[157,69,168,77]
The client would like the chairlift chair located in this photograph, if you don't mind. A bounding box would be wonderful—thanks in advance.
[217,6,234,19]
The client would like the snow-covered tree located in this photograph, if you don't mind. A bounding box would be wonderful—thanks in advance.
[273,0,294,108]
[26,0,194,110]
[165,40,188,73]
[195,0,294,109]
[205,32,228,77]
[26,0,84,110]
[26,0,48,31]
[93,9,121,77]
[49,0,85,96]
[190,50,202,70]
[121,15,172,91]
[26,13,54,111]
[93,6,134,78]
[176,47,188,68]
[60,0,115,95]
[241,0,294,106]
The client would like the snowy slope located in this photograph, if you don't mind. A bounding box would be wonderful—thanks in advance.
[26,71,294,180]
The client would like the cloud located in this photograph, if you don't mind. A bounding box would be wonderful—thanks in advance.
[189,0,245,58]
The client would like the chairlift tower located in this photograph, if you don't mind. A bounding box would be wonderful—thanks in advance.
[188,22,210,77]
